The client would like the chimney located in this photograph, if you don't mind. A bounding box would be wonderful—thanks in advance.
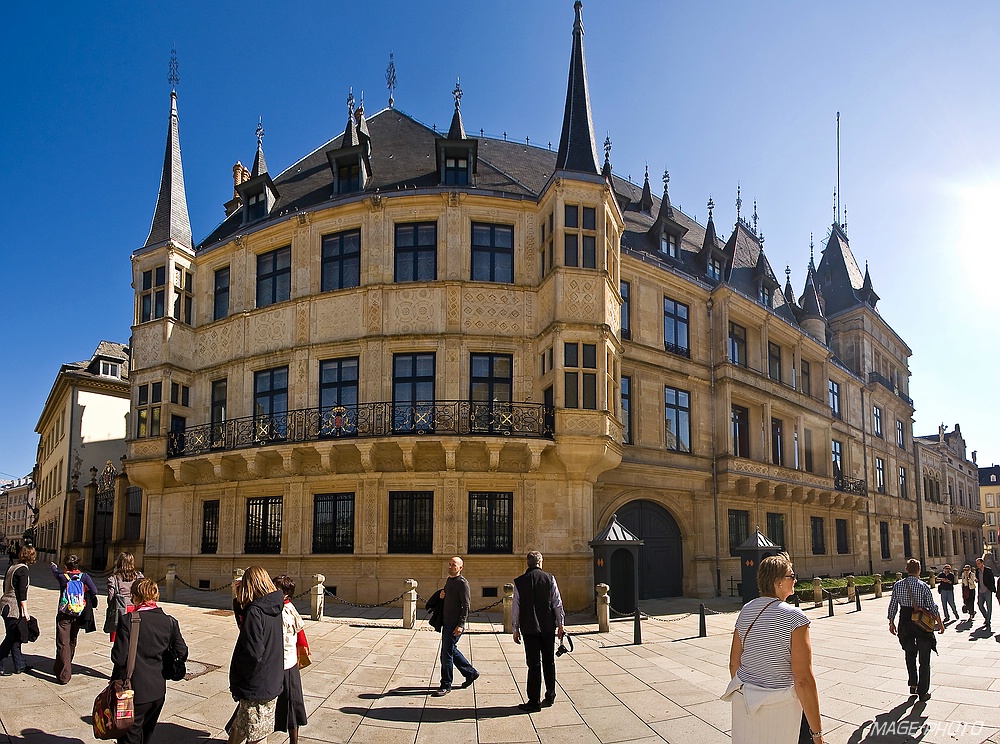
[225,161,251,217]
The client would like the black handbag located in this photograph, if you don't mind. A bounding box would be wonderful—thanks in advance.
[161,616,187,681]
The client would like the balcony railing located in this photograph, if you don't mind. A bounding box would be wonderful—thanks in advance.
[664,341,691,359]
[167,401,555,458]
[834,475,868,496]
[868,371,913,406]
[949,503,986,523]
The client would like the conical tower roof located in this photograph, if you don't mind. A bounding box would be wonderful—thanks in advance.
[143,90,192,249]
[555,1,600,174]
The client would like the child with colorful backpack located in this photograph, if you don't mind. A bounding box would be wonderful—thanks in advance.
[50,554,99,684]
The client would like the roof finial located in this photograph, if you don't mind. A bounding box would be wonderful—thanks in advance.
[386,52,397,108]
[347,87,355,115]
[663,168,670,192]
[452,77,463,110]
[168,46,179,91]
[785,264,791,280]
[809,233,815,269]
[707,196,715,221]
[604,135,612,161]
[256,116,264,147]
[736,182,742,222]
[752,199,759,235]
[832,188,837,223]
[843,203,848,234]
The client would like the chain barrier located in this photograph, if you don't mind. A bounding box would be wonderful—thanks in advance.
[323,588,408,609]
[470,598,504,614]
[174,576,234,593]
[565,599,596,616]
[703,606,740,616]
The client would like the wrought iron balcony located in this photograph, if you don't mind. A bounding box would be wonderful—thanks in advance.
[834,475,868,496]
[166,401,555,458]
[664,341,691,359]
[868,371,913,406]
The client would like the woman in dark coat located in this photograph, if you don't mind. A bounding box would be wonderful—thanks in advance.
[111,578,188,744]
[228,566,284,744]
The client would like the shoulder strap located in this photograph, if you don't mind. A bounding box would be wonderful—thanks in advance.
[742,598,780,642]
[124,613,141,686]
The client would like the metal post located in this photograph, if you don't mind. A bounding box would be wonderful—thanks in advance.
[596,583,610,633]
[827,591,834,617]
[699,603,707,638]
[402,579,417,629]
[311,573,326,621]
[633,608,642,645]
[855,587,862,612]
[502,583,515,634]
[165,563,177,602]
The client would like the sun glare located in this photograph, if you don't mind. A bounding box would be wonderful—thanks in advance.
[945,174,1000,307]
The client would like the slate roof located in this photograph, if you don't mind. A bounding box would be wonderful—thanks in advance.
[144,91,192,250]
[589,513,642,545]
[979,465,1000,487]
[555,1,600,174]
[814,222,874,316]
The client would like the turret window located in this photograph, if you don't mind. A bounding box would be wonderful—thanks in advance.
[471,223,514,283]
[139,266,166,323]
[173,267,193,324]
[564,204,597,268]
[136,382,162,438]
[322,229,361,291]
[564,342,597,409]
[394,223,437,282]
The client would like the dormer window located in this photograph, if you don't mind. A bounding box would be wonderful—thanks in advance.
[100,361,120,378]
[708,255,723,281]
[758,285,772,308]
[245,191,267,221]
[661,232,678,259]
[445,155,469,185]
[338,162,361,194]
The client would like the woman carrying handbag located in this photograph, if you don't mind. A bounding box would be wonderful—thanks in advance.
[105,552,144,643]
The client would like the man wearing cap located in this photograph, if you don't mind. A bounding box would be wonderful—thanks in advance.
[936,564,958,623]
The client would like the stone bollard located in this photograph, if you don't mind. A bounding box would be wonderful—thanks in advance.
[231,567,245,603]
[846,575,856,602]
[596,583,610,633]
[896,572,903,583]
[311,573,326,621]
[402,579,418,629]
[165,563,177,602]
[928,573,936,589]
[874,574,883,598]
[813,577,823,607]
[503,583,515,634]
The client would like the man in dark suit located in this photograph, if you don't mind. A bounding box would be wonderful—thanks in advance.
[512,551,565,713]
[975,557,995,632]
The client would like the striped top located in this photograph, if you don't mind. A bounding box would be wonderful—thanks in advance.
[735,597,810,689]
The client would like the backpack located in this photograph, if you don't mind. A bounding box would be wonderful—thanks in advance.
[60,572,87,616]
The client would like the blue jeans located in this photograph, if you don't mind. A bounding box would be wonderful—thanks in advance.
[978,591,993,626]
[439,624,477,689]
[0,615,25,671]
[939,589,958,620]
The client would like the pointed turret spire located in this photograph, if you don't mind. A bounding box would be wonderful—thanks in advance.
[800,263,825,319]
[601,135,612,179]
[783,265,797,306]
[447,78,466,140]
[250,117,268,178]
[144,70,192,250]
[340,88,359,149]
[639,165,654,213]
[657,168,673,220]
[702,196,718,251]
[555,1,600,174]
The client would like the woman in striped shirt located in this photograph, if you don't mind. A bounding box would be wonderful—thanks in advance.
[722,553,824,744]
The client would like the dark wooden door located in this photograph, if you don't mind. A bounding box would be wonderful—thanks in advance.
[609,548,636,612]
[616,500,683,598]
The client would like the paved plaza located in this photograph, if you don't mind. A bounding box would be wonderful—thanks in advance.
[5,565,1000,743]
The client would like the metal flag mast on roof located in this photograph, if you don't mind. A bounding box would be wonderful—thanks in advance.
[836,111,841,227]
[386,52,397,108]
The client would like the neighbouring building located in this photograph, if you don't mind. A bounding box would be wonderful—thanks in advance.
[979,464,1000,556]
[914,424,984,568]
[1,476,34,545]
[34,341,133,566]
[123,2,925,603]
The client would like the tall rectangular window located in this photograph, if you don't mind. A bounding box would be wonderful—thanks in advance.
[880,521,891,559]
[621,376,632,444]
[213,266,230,321]
[620,281,631,340]
[836,518,849,554]
[771,418,784,466]
[664,386,691,453]
[876,457,886,493]
[393,353,435,432]
[471,223,514,283]
[811,516,826,555]
[728,509,750,556]
[903,524,912,558]
[804,429,814,473]
[829,380,841,418]
[211,379,227,448]
[254,367,289,441]
[899,467,908,499]
[321,229,361,291]
[125,487,143,542]
[732,405,750,458]
[896,420,905,449]
[139,266,166,323]
[201,499,220,554]
[395,223,437,282]
[468,491,513,554]
[728,323,747,366]
[800,360,811,397]
[245,496,282,554]
[663,297,690,357]
[170,383,190,407]
[564,204,596,268]
[831,439,843,477]
[256,246,291,307]
[136,382,162,438]
[768,342,782,382]
[388,491,433,553]
[470,353,513,433]
[873,406,883,438]
[313,493,355,553]
[564,342,597,410]
[172,266,193,324]
[766,512,785,549]
[319,358,359,436]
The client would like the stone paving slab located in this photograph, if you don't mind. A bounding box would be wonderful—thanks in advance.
[8,566,1000,742]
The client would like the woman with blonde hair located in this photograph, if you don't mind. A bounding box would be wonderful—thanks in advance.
[722,553,824,744]
[105,551,143,643]
[227,566,284,744]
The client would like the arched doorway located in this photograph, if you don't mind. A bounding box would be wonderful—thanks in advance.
[616,499,683,598]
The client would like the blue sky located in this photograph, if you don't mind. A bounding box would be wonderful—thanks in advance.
[3,2,999,479]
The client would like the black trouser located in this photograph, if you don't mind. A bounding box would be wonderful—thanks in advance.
[522,632,556,704]
[120,697,165,744]
[898,628,934,695]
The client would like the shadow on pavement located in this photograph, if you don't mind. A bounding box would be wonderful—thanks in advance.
[7,730,86,744]
[847,698,927,743]
[341,704,524,722]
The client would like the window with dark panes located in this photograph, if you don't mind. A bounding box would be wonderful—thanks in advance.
[729,322,747,366]
[139,265,166,323]
[732,405,750,458]
[125,487,143,542]
[664,386,691,453]
[896,419,905,448]
[768,342,782,382]
[621,376,632,444]
[899,467,908,499]
[395,223,437,282]
[211,379,227,448]
[73,493,85,542]
[393,353,435,432]
[313,493,355,553]
[836,519,849,554]
[876,457,886,493]
[708,255,722,281]
[322,229,361,291]
[470,353,513,433]
[873,406,883,438]
[831,439,843,477]
[564,342,597,410]
[800,360,811,397]
[201,499,219,554]
[564,204,596,268]
[829,380,840,418]
[246,191,267,221]
[661,231,678,258]
[811,516,826,555]
[388,491,433,553]
[472,223,514,283]
[766,512,785,549]
[256,246,291,307]
[771,417,784,466]
[320,357,359,436]
[620,281,631,339]
[213,266,230,321]
[468,491,513,554]
[172,266,193,324]
[254,367,288,441]
[903,524,912,558]
[728,509,750,556]
[170,383,190,407]
[663,297,690,356]
[880,521,891,559]
[338,163,360,193]
[444,155,468,185]
[244,496,282,554]
[136,382,162,438]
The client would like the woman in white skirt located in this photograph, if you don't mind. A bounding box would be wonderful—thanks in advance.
[722,554,824,744]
